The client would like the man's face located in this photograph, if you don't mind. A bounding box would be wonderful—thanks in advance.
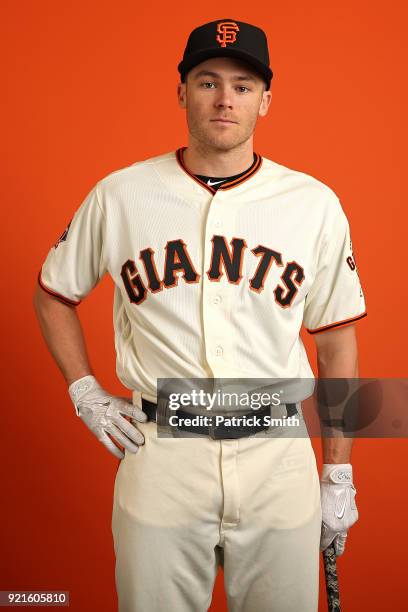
[177,57,272,152]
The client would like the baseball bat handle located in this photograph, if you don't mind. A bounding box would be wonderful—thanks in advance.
[323,542,341,612]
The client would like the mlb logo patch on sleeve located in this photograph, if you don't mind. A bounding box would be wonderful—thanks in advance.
[54,220,72,249]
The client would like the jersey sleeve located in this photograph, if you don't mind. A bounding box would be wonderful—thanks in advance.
[38,184,107,306]
[302,201,367,334]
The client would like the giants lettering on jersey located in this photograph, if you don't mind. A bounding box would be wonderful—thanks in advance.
[120,235,305,309]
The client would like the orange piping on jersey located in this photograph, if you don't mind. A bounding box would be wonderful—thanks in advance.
[176,148,216,194]
[221,153,262,189]
[37,270,81,306]
[306,311,367,335]
[175,147,262,192]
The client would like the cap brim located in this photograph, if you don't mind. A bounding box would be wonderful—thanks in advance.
[177,47,273,89]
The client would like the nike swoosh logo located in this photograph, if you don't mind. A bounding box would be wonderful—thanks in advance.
[207,179,225,186]
[335,492,348,519]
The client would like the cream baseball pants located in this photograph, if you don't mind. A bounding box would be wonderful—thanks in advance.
[111,403,322,611]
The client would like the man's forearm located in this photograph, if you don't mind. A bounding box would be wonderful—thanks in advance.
[33,286,93,386]
[317,333,359,464]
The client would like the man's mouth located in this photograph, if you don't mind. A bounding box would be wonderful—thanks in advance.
[211,119,237,124]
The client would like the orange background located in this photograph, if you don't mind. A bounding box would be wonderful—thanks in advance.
[1,1,407,610]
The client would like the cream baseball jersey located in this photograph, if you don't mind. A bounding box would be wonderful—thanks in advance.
[38,148,367,402]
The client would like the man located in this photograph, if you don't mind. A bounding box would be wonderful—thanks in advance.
[33,18,366,612]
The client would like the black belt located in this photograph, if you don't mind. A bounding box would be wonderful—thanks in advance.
[141,398,298,439]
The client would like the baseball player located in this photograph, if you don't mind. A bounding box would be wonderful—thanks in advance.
[34,18,366,612]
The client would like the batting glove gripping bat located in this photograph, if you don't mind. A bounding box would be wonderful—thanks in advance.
[320,463,358,556]
[68,375,147,460]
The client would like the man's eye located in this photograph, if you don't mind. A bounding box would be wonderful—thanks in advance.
[202,82,216,88]
[237,86,250,93]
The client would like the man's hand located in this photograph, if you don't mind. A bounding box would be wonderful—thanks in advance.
[68,375,147,459]
[320,463,358,556]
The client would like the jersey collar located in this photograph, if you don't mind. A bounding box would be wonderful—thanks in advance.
[175,146,263,194]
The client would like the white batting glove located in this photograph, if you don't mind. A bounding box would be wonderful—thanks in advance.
[68,375,147,460]
[320,463,358,556]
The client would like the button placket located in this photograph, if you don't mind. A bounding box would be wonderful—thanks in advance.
[202,191,237,372]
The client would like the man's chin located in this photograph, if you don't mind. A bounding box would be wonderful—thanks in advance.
[200,136,248,153]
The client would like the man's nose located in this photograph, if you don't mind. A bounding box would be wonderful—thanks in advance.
[214,86,233,108]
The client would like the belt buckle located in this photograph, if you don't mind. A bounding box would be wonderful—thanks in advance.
[208,416,220,440]
[209,412,243,440]
[208,413,231,440]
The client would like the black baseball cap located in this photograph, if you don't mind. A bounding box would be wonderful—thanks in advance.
[177,19,273,90]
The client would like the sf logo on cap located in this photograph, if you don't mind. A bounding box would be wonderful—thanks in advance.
[216,21,239,48]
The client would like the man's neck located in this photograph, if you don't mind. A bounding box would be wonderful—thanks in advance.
[182,141,255,178]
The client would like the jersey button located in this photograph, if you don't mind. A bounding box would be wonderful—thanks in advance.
[215,346,223,356]
[213,295,222,304]
[214,219,221,228]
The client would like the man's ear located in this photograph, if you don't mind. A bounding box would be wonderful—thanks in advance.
[178,82,187,108]
[258,88,272,118]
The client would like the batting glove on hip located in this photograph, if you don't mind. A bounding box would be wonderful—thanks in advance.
[68,375,147,460]
[320,463,358,556]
